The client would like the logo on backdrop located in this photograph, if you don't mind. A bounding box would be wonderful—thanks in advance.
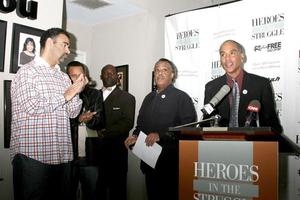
[274,92,282,116]
[251,13,285,40]
[274,92,282,102]
[268,76,280,82]
[254,42,282,52]
[175,29,200,51]
[211,60,224,80]
[192,97,199,105]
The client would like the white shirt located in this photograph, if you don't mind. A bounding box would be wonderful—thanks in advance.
[102,85,116,101]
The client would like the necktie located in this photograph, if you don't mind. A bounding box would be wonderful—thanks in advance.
[229,80,239,127]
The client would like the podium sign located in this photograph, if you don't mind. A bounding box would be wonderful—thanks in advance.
[179,141,278,200]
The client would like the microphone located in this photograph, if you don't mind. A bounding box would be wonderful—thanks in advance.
[244,100,261,127]
[202,85,230,115]
[169,85,230,129]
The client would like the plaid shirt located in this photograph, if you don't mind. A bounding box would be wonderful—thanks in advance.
[10,57,82,164]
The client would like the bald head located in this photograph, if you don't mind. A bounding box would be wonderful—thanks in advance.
[101,64,118,87]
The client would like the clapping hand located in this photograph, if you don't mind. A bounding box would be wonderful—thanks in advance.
[79,110,97,123]
[64,73,88,101]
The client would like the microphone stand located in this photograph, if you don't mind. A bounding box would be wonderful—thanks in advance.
[212,114,221,127]
[170,115,221,130]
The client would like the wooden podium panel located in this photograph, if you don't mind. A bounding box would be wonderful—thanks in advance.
[179,140,278,200]
[170,126,300,154]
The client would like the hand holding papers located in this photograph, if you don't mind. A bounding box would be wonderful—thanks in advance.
[131,131,162,169]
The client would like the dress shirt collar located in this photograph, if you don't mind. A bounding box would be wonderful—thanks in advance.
[226,69,244,91]
[34,56,61,71]
[102,85,116,101]
[102,85,116,92]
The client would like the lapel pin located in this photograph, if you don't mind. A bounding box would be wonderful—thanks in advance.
[242,89,248,95]
[161,94,166,99]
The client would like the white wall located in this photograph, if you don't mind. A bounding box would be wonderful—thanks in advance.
[63,20,93,70]
[66,1,234,199]
[0,1,64,199]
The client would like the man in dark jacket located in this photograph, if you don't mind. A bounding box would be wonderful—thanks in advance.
[96,64,135,200]
[67,61,105,200]
[204,40,282,133]
[125,58,197,200]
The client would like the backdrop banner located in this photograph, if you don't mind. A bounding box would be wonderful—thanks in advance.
[165,0,300,199]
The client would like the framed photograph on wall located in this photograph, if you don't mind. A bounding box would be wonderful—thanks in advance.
[10,23,44,73]
[115,65,129,92]
[0,20,7,72]
[152,71,156,91]
[4,80,12,148]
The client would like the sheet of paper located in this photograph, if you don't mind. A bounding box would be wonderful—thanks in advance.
[132,131,162,169]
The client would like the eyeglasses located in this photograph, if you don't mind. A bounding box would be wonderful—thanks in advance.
[54,41,70,49]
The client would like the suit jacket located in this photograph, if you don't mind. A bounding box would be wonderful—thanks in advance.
[204,71,282,133]
[133,85,197,173]
[98,87,135,172]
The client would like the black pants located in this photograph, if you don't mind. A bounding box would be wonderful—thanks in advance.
[12,154,72,200]
[96,166,127,200]
[71,159,98,200]
[144,167,178,200]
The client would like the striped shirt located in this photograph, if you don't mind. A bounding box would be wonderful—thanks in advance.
[10,57,82,164]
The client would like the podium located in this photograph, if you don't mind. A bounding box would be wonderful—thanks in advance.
[168,127,300,200]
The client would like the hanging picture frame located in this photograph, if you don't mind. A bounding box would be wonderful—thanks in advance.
[115,65,129,92]
[4,80,12,148]
[0,20,7,72]
[152,71,156,91]
[10,23,44,73]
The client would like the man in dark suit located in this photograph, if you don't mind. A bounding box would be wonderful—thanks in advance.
[204,40,282,133]
[125,58,197,200]
[96,64,135,200]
